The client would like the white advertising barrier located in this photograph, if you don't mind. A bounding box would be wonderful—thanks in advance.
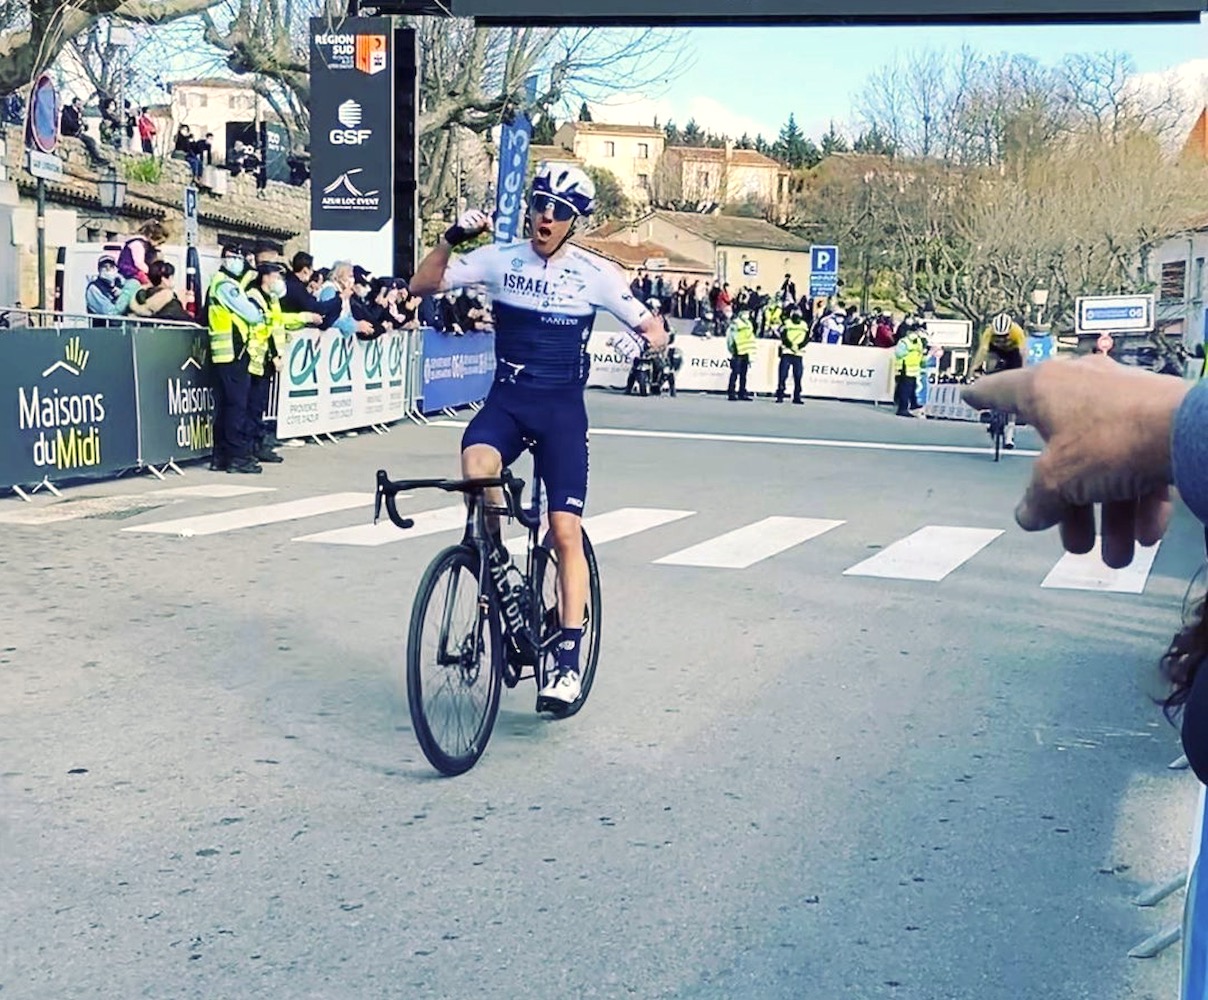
[800,344,895,403]
[586,332,895,401]
[584,330,778,393]
[923,381,983,422]
[276,328,410,438]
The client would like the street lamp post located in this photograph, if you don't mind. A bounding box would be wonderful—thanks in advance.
[96,164,126,218]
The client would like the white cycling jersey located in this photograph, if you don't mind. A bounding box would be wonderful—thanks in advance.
[444,240,651,389]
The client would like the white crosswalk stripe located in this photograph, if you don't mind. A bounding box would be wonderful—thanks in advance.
[1040,539,1161,593]
[654,516,845,569]
[32,484,1166,595]
[294,503,464,547]
[122,492,370,537]
[503,507,695,555]
[842,525,1004,582]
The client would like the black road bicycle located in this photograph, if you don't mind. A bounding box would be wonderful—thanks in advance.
[374,449,602,776]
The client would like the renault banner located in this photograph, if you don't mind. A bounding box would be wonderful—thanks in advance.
[309,16,394,273]
[0,328,139,487]
[132,327,214,466]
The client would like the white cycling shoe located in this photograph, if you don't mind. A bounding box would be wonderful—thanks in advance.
[537,668,581,712]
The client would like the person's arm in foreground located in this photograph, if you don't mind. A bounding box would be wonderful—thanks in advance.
[962,354,1196,568]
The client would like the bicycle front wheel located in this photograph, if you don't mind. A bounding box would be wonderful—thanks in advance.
[406,545,502,776]
[534,529,602,719]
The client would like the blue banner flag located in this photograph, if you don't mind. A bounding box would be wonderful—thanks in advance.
[494,113,532,245]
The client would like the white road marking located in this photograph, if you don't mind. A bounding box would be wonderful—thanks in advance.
[843,525,1004,581]
[503,506,696,555]
[425,419,1040,458]
[152,485,277,499]
[1040,540,1160,594]
[654,516,845,569]
[294,504,465,546]
[123,493,371,537]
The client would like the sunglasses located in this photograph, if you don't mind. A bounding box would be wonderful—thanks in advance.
[530,194,577,222]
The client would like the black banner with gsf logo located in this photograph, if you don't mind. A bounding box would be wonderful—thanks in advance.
[309,17,394,234]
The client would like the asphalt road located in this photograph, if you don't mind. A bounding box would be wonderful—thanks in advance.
[1,388,1201,1000]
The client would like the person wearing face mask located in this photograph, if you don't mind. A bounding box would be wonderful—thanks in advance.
[205,242,270,474]
[85,255,139,327]
[243,262,321,463]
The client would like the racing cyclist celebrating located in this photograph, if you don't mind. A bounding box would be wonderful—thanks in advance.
[971,311,1027,449]
[408,162,667,712]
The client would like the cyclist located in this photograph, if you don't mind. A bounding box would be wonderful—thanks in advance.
[971,311,1027,449]
[408,162,667,712]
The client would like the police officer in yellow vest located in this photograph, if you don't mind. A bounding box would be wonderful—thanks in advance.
[726,301,758,401]
[244,262,320,463]
[207,243,269,473]
[893,320,926,417]
[775,307,809,405]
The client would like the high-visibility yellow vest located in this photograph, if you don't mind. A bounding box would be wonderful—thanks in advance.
[898,334,924,378]
[728,316,757,357]
[781,320,808,357]
[206,272,251,364]
[246,287,310,377]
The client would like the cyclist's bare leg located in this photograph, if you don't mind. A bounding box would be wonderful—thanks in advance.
[547,511,588,630]
[461,444,505,540]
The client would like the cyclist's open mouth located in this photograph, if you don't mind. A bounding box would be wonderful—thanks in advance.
[535,223,553,241]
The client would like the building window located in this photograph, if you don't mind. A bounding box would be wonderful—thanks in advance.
[604,141,615,157]
[1160,260,1187,302]
[637,173,649,189]
[702,171,711,188]
[1195,257,1205,303]
[638,142,649,158]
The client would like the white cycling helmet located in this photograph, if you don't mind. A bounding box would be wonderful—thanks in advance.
[992,312,1012,335]
[531,162,596,217]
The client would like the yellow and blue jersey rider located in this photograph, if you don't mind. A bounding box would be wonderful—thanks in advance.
[971,312,1028,449]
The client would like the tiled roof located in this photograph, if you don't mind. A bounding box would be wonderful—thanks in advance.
[1181,108,1208,163]
[529,144,582,164]
[645,210,810,252]
[666,146,783,169]
[562,121,665,137]
[572,236,711,273]
[166,78,253,90]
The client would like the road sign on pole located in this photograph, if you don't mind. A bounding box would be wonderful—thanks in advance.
[1097,332,1114,354]
[1075,293,1154,334]
[183,186,199,247]
[809,244,839,299]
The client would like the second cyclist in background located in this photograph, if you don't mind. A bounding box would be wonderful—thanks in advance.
[970,311,1027,449]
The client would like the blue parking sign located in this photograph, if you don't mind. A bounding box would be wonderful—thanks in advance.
[810,244,839,299]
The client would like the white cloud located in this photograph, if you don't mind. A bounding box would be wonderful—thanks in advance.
[1128,57,1208,129]
[586,92,780,143]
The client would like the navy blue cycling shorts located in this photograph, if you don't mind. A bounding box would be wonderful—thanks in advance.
[461,382,589,515]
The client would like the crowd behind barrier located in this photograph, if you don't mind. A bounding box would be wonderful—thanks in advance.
[0,310,989,498]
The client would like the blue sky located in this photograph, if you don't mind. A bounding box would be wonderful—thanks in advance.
[587,17,1208,141]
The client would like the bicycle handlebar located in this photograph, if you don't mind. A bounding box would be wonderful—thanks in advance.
[374,468,541,532]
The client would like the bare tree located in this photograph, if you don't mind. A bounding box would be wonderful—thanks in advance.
[0,0,225,97]
[187,3,689,215]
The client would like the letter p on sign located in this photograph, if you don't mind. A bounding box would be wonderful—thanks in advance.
[811,246,837,273]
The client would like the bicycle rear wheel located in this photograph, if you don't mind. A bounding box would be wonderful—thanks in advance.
[533,530,602,719]
[406,545,502,776]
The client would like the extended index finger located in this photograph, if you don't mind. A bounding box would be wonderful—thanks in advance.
[961,368,1035,421]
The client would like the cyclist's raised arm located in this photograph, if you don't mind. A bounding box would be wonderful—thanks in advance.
[969,327,991,373]
[408,209,493,297]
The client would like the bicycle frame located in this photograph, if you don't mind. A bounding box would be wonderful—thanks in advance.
[374,451,559,684]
